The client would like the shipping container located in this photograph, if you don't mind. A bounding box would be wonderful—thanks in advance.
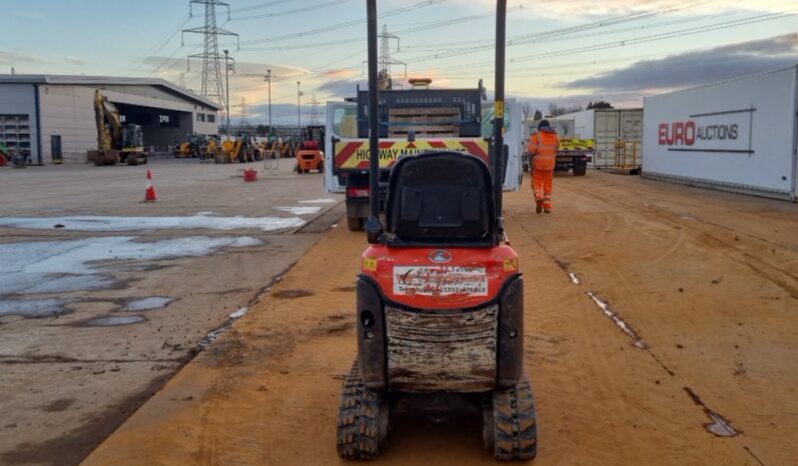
[642,66,798,201]
[552,108,643,167]
[522,118,575,145]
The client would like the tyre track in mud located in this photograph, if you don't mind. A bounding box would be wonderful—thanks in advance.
[562,179,798,300]
[519,174,798,464]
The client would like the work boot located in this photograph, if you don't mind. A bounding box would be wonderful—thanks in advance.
[535,200,543,214]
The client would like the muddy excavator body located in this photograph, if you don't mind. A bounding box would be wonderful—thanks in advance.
[336,0,537,461]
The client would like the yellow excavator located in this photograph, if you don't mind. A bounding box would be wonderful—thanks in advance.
[215,132,259,163]
[87,89,147,166]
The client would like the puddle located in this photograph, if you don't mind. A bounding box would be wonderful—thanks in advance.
[0,299,72,318]
[299,198,338,204]
[0,236,263,296]
[683,387,740,437]
[82,315,147,327]
[125,297,175,311]
[586,292,647,349]
[274,206,322,216]
[229,307,248,319]
[0,214,304,232]
[9,274,117,295]
[568,272,581,285]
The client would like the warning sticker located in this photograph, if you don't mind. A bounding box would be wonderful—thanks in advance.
[334,138,490,171]
[393,266,488,297]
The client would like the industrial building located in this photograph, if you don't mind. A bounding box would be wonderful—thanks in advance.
[0,75,221,164]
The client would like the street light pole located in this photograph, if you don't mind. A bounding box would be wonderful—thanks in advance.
[223,49,231,138]
[265,69,272,136]
[296,81,303,136]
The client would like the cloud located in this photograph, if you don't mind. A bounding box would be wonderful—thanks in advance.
[317,78,367,99]
[319,69,357,80]
[0,51,45,65]
[232,62,308,77]
[64,56,87,66]
[564,34,798,94]
[241,103,322,126]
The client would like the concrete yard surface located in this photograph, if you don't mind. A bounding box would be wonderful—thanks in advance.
[0,158,342,466]
[80,171,798,466]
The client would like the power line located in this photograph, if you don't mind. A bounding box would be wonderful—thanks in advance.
[238,4,518,52]
[510,11,797,67]
[229,0,293,14]
[400,1,704,65]
[398,8,793,73]
[239,0,448,45]
[399,8,749,66]
[131,15,191,76]
[148,43,196,77]
[230,0,355,21]
[257,1,714,78]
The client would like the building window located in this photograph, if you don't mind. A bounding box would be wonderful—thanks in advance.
[197,113,205,122]
[159,114,170,124]
[207,114,216,123]
[119,115,127,123]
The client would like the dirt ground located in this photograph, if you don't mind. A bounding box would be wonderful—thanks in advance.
[77,170,798,466]
[0,158,342,466]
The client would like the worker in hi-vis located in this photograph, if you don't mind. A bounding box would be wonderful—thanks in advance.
[528,119,559,214]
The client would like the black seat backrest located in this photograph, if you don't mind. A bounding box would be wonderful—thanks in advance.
[385,151,494,242]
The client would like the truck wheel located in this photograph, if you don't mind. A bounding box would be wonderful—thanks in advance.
[347,216,364,231]
[573,163,587,176]
[483,372,537,460]
[337,360,389,460]
[318,161,324,173]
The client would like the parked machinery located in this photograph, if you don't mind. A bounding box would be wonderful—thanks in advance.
[215,132,262,163]
[296,125,325,173]
[87,89,147,166]
[0,141,28,168]
[174,134,208,158]
[204,137,219,160]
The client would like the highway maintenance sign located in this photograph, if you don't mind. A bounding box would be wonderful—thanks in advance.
[333,138,490,171]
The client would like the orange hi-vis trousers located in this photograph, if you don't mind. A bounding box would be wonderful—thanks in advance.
[532,169,554,210]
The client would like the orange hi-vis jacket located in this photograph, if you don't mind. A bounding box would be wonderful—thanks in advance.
[528,128,560,171]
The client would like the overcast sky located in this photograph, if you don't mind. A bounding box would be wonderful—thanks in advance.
[2,0,797,124]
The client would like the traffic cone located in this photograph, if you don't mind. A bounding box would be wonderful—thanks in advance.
[143,169,158,202]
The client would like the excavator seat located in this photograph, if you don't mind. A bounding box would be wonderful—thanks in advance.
[385,151,494,243]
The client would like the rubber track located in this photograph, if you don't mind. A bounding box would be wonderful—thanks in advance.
[336,360,382,460]
[492,373,538,460]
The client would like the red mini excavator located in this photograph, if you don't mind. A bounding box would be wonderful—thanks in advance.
[336,0,537,461]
